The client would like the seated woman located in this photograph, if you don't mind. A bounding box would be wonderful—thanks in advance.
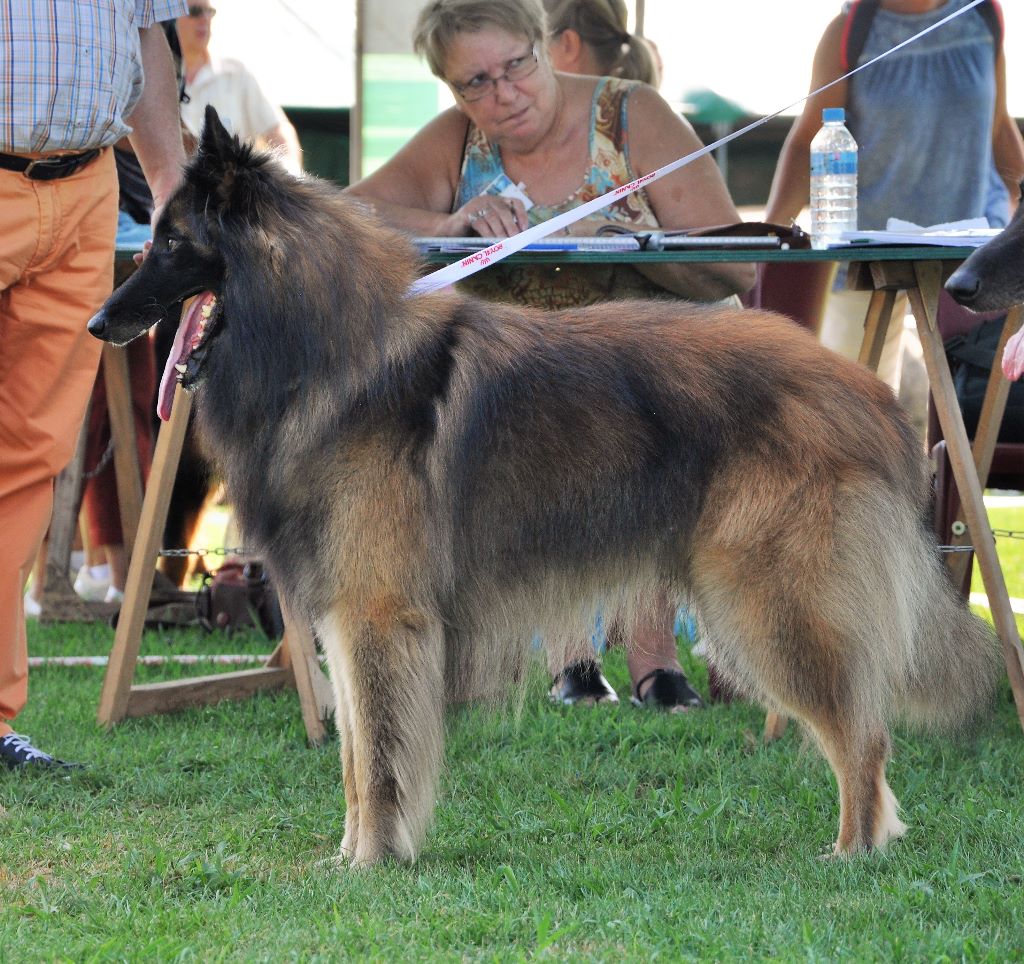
[346,0,754,710]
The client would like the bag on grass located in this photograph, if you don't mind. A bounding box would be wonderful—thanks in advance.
[196,558,284,638]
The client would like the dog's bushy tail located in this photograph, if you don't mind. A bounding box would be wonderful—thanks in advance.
[898,533,1001,732]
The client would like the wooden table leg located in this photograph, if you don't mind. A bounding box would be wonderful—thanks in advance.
[907,262,1024,730]
[857,287,899,372]
[273,601,334,746]
[102,343,144,557]
[98,385,193,726]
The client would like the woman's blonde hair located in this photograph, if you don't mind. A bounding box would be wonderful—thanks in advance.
[542,0,660,86]
[414,0,548,79]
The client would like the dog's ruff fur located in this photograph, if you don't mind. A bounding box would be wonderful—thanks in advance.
[90,107,999,867]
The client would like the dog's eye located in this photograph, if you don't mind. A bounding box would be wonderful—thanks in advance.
[166,237,179,252]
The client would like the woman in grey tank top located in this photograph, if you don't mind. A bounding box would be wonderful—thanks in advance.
[765,0,1024,392]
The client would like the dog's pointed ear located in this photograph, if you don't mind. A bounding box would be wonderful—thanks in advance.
[199,105,237,163]
[194,105,258,219]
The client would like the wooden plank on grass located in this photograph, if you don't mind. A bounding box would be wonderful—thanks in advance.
[122,667,292,718]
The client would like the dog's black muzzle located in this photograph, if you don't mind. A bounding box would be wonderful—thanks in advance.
[944,263,983,308]
[87,304,159,346]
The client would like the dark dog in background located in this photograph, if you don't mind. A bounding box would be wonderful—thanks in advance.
[88,107,998,868]
[946,189,1024,380]
[946,188,1024,311]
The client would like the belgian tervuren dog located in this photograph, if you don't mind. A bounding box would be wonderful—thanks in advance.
[89,107,998,867]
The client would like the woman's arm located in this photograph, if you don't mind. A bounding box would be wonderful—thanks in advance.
[345,108,528,236]
[991,47,1024,213]
[625,84,755,300]
[127,25,187,223]
[765,15,848,226]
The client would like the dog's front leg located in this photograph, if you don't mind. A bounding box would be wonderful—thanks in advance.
[329,671,360,861]
[319,603,446,868]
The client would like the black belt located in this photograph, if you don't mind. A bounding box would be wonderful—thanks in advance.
[0,148,101,181]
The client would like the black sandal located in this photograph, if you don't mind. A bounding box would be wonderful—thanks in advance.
[550,659,619,705]
[630,668,704,711]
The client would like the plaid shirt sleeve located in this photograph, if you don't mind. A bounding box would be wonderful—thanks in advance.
[0,0,189,153]
[138,1,190,28]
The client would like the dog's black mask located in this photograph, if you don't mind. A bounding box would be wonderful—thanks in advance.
[88,106,250,419]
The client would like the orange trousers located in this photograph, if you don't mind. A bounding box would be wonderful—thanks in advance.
[0,151,118,736]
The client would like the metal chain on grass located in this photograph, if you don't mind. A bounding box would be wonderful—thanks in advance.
[158,547,252,558]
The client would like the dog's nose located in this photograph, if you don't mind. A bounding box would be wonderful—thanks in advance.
[87,311,107,338]
[945,268,981,306]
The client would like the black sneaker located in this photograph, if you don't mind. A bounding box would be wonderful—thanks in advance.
[550,659,619,705]
[0,733,83,770]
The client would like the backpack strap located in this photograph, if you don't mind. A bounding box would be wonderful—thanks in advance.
[979,0,1004,50]
[841,0,1001,72]
[840,0,880,73]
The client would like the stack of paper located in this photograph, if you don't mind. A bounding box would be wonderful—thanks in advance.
[838,217,1001,248]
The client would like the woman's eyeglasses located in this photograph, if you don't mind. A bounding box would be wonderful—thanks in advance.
[187,5,217,17]
[450,45,539,103]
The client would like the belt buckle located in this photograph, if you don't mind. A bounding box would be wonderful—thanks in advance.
[21,154,87,180]
[22,156,65,179]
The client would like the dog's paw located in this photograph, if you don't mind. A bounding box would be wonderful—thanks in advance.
[318,847,373,872]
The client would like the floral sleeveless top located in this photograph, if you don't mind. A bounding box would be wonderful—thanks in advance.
[454,77,667,309]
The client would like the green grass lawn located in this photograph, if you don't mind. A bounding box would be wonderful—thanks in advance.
[973,498,1024,618]
[3,504,1024,961]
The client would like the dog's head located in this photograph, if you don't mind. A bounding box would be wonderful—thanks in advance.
[89,106,273,419]
[946,182,1024,312]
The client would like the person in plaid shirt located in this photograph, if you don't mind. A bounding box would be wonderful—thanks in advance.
[0,1,188,770]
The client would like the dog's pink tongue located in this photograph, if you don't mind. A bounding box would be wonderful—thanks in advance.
[158,293,215,421]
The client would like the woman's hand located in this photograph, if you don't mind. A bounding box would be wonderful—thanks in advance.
[458,194,530,237]
[1003,326,1024,381]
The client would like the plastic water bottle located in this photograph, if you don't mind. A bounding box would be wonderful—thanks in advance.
[810,107,857,249]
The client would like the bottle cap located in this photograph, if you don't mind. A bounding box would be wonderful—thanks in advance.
[822,107,845,123]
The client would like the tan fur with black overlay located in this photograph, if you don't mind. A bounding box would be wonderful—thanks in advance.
[88,109,1001,867]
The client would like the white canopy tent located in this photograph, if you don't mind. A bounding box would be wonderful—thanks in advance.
[205,1,1024,183]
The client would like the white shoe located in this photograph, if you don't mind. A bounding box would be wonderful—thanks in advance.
[23,591,41,619]
[104,586,124,605]
[73,565,111,603]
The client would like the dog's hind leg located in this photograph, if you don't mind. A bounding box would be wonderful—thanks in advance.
[708,618,907,854]
[803,718,907,856]
[694,563,906,856]
[319,602,446,868]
